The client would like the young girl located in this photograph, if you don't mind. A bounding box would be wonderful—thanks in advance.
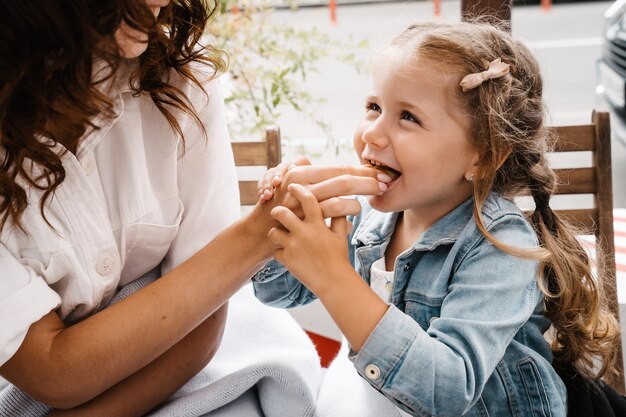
[254,21,620,416]
[0,1,385,415]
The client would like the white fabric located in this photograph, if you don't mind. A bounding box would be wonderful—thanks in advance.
[317,338,411,417]
[369,257,394,303]
[148,284,321,417]
[0,64,240,366]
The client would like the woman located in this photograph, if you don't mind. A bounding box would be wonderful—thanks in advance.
[0,1,386,415]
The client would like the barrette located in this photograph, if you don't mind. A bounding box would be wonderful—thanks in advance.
[460,58,510,92]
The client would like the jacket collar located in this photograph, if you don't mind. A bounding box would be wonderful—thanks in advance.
[353,197,475,251]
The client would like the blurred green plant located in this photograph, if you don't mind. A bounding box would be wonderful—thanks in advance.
[207,0,368,146]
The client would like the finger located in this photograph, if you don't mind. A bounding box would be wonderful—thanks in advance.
[284,165,384,186]
[258,162,289,194]
[268,227,289,247]
[292,155,312,167]
[288,183,323,223]
[318,197,362,219]
[270,205,303,232]
[257,188,274,204]
[309,174,386,202]
[270,175,282,187]
[330,216,348,235]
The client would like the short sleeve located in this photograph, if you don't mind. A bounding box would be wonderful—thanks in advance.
[161,74,240,274]
[0,243,61,366]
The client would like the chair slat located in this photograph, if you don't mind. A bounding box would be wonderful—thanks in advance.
[517,167,596,195]
[232,126,282,207]
[238,181,259,206]
[550,125,595,152]
[232,142,270,166]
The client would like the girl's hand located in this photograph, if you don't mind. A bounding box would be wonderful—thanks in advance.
[258,155,311,203]
[268,183,353,294]
[247,164,390,260]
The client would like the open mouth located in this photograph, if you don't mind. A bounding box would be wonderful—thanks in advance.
[365,158,402,181]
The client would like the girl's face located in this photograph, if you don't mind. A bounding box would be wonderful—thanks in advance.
[353,47,479,224]
[114,0,170,58]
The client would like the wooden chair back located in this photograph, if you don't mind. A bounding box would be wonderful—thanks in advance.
[525,110,623,393]
[231,126,282,206]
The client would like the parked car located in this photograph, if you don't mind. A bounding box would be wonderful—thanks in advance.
[599,0,626,118]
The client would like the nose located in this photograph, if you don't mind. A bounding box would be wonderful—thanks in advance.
[360,117,389,149]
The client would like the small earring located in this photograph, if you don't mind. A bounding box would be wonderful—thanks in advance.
[466,173,474,184]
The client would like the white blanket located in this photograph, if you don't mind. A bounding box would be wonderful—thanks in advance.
[0,280,321,417]
[149,283,322,417]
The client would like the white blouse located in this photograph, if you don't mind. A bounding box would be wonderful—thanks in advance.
[0,64,240,366]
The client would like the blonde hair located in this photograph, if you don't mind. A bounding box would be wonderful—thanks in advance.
[390,21,620,380]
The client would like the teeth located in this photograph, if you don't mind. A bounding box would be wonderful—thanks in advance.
[366,158,385,167]
[365,158,401,180]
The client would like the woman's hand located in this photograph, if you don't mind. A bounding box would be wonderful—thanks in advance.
[257,155,311,203]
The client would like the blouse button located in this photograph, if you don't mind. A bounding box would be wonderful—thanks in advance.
[403,263,410,271]
[81,154,96,176]
[365,364,381,380]
[96,254,115,275]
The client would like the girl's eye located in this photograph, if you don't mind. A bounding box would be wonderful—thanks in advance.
[366,102,381,113]
[401,110,421,125]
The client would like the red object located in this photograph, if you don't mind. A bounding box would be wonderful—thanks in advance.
[305,330,341,368]
[541,0,551,12]
[434,0,441,17]
[329,0,337,24]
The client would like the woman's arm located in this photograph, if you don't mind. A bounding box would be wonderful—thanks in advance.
[0,166,384,409]
[48,305,227,416]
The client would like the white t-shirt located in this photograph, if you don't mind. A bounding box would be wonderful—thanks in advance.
[369,257,395,303]
[0,63,240,366]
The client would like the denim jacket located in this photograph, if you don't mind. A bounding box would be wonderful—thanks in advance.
[253,193,567,417]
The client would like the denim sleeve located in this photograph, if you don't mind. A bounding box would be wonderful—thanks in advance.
[251,260,318,308]
[252,207,364,309]
[349,213,541,417]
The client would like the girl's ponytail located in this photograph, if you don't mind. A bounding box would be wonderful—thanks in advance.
[527,170,620,379]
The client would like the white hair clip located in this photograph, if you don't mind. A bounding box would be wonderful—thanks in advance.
[460,58,510,92]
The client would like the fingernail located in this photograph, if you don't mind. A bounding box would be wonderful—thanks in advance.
[378,182,387,192]
[377,173,392,183]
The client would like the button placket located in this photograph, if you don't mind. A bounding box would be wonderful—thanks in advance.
[81,154,96,176]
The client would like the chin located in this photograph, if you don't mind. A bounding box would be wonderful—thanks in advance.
[367,195,398,213]
[121,43,149,58]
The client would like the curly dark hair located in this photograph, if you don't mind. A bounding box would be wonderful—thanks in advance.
[0,0,227,230]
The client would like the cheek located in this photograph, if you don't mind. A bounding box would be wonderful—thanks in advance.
[353,128,365,158]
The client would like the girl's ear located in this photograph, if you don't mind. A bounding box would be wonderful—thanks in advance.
[465,149,481,181]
